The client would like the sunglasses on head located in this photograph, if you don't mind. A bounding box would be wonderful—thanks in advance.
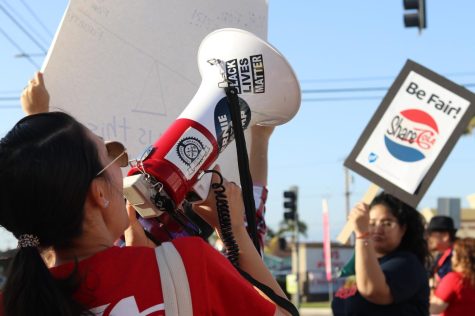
[96,141,129,176]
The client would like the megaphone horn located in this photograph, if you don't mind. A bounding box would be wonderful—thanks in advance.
[124,28,301,222]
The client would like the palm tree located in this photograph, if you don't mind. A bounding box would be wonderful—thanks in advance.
[265,219,308,254]
[276,219,308,238]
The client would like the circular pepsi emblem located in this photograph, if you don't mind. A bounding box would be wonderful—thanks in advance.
[176,137,204,166]
[384,109,439,162]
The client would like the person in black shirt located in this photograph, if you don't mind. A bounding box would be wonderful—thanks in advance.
[332,192,430,316]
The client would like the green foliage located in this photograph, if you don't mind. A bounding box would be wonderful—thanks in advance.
[276,219,308,238]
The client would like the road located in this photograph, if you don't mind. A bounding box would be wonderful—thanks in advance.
[300,308,332,316]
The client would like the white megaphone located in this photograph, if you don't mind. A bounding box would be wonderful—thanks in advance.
[124,28,300,221]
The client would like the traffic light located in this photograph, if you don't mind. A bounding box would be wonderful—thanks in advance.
[283,189,297,221]
[403,0,426,30]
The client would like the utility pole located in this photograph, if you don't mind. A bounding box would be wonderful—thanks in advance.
[284,185,300,308]
[291,185,300,309]
[344,168,353,245]
[344,168,351,219]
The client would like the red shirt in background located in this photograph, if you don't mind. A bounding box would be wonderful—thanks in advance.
[435,271,475,316]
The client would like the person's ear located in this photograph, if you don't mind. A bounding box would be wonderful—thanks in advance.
[88,178,110,209]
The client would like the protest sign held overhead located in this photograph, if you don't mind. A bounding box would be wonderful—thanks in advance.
[42,0,268,183]
[345,60,475,208]
[338,60,475,244]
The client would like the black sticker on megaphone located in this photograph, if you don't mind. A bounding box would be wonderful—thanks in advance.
[214,97,251,152]
[225,55,265,94]
[177,137,205,166]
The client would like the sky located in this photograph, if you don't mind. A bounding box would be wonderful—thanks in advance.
[1,0,475,250]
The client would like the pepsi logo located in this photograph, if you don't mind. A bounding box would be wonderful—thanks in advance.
[385,109,438,162]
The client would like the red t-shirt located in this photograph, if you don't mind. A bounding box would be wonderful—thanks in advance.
[435,271,475,316]
[1,237,275,316]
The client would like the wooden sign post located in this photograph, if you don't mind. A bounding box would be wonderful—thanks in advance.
[336,183,380,244]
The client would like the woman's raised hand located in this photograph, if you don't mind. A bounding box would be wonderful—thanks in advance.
[192,165,245,235]
[21,72,50,115]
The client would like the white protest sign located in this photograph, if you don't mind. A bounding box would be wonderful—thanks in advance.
[42,0,267,183]
[356,71,471,194]
[345,60,475,208]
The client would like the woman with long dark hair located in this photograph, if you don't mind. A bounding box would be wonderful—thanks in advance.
[332,192,430,315]
[0,74,292,316]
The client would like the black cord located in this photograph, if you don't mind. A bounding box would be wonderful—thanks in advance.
[237,267,300,316]
[151,193,202,238]
[203,169,299,316]
[202,169,240,267]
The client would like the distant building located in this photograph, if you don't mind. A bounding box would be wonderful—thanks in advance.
[420,196,475,238]
[291,242,353,302]
[459,208,475,237]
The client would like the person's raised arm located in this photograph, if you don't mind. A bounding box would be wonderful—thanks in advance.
[249,125,274,187]
[430,295,448,314]
[21,72,50,115]
[193,166,290,314]
[351,202,393,304]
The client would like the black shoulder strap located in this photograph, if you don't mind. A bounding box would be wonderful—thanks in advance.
[224,86,260,253]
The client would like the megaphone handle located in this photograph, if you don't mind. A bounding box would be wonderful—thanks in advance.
[202,169,240,267]
[336,183,380,244]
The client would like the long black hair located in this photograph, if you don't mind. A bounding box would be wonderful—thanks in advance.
[0,112,102,315]
[370,192,431,267]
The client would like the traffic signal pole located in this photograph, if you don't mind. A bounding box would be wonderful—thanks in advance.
[294,192,300,309]
[284,185,300,308]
